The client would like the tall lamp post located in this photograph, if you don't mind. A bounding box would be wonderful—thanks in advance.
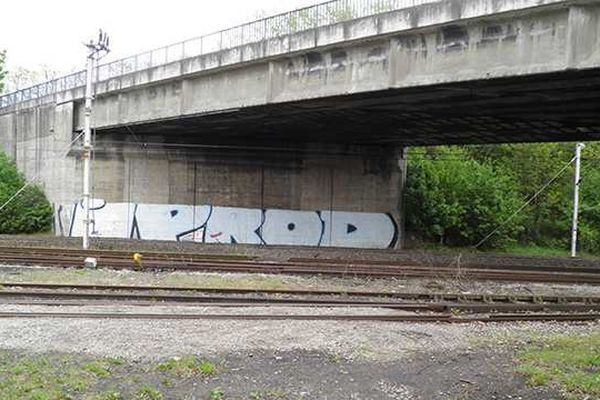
[82,31,110,250]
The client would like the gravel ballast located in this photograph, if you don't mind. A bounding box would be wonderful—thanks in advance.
[0,304,597,362]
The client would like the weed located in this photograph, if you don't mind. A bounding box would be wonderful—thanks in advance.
[327,353,343,364]
[86,391,123,400]
[106,357,125,366]
[84,361,111,378]
[210,387,224,400]
[266,388,288,398]
[199,360,217,376]
[249,389,288,399]
[135,385,163,400]
[156,356,218,377]
[450,308,463,317]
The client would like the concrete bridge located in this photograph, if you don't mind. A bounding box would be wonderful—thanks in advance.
[1,0,599,248]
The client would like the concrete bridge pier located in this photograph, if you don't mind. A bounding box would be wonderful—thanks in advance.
[70,137,407,249]
[0,97,406,248]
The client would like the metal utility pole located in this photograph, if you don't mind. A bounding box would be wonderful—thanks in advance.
[571,142,585,257]
[82,31,110,250]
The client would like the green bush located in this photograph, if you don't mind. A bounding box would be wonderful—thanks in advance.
[407,142,600,254]
[466,143,573,247]
[405,146,523,248]
[0,152,52,234]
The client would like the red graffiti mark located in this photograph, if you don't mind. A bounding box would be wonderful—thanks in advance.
[210,232,223,239]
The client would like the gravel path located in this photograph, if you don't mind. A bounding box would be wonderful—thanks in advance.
[0,305,596,362]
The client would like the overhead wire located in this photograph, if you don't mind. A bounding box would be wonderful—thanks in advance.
[474,155,577,249]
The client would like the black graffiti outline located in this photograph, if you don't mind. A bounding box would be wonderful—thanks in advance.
[315,210,325,247]
[129,204,140,239]
[55,205,65,236]
[175,205,213,242]
[386,212,399,249]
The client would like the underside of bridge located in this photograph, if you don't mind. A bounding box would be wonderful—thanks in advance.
[4,0,600,248]
[98,69,600,147]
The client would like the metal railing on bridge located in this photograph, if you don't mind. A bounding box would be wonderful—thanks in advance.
[0,0,436,109]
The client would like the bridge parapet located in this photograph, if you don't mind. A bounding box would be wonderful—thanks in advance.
[0,0,569,113]
[0,0,436,110]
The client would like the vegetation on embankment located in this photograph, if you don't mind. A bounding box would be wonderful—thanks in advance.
[406,142,600,254]
[0,53,54,235]
[0,151,53,234]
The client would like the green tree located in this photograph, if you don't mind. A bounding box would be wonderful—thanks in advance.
[407,142,600,254]
[405,146,523,248]
[466,143,574,244]
[466,142,600,253]
[0,152,53,234]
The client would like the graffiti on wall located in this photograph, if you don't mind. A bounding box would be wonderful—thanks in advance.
[55,200,398,249]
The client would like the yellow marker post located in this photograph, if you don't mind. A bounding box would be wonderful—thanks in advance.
[133,253,143,270]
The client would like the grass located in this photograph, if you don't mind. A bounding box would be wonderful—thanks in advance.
[135,385,162,400]
[209,387,224,400]
[83,361,112,378]
[86,391,122,400]
[0,268,293,291]
[517,333,600,398]
[155,356,218,377]
[502,244,575,258]
[248,388,289,399]
[409,241,600,260]
[0,353,100,399]
[0,351,229,399]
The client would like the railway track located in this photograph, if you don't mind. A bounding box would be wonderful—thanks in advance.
[2,281,599,305]
[0,246,599,284]
[0,282,598,322]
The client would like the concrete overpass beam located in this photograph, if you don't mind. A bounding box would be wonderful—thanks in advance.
[567,4,600,69]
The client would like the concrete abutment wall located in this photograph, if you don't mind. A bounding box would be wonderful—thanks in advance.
[0,103,406,248]
[61,141,405,248]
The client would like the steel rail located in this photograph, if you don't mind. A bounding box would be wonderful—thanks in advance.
[0,249,596,273]
[0,245,598,273]
[0,288,599,314]
[0,311,596,322]
[0,249,597,275]
[1,282,599,304]
[3,299,599,313]
[0,247,599,284]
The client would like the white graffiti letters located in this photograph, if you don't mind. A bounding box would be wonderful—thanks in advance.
[56,200,397,249]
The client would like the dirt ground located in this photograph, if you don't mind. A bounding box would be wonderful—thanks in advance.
[0,346,566,400]
[159,347,563,400]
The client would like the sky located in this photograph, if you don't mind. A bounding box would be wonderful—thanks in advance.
[0,0,322,81]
